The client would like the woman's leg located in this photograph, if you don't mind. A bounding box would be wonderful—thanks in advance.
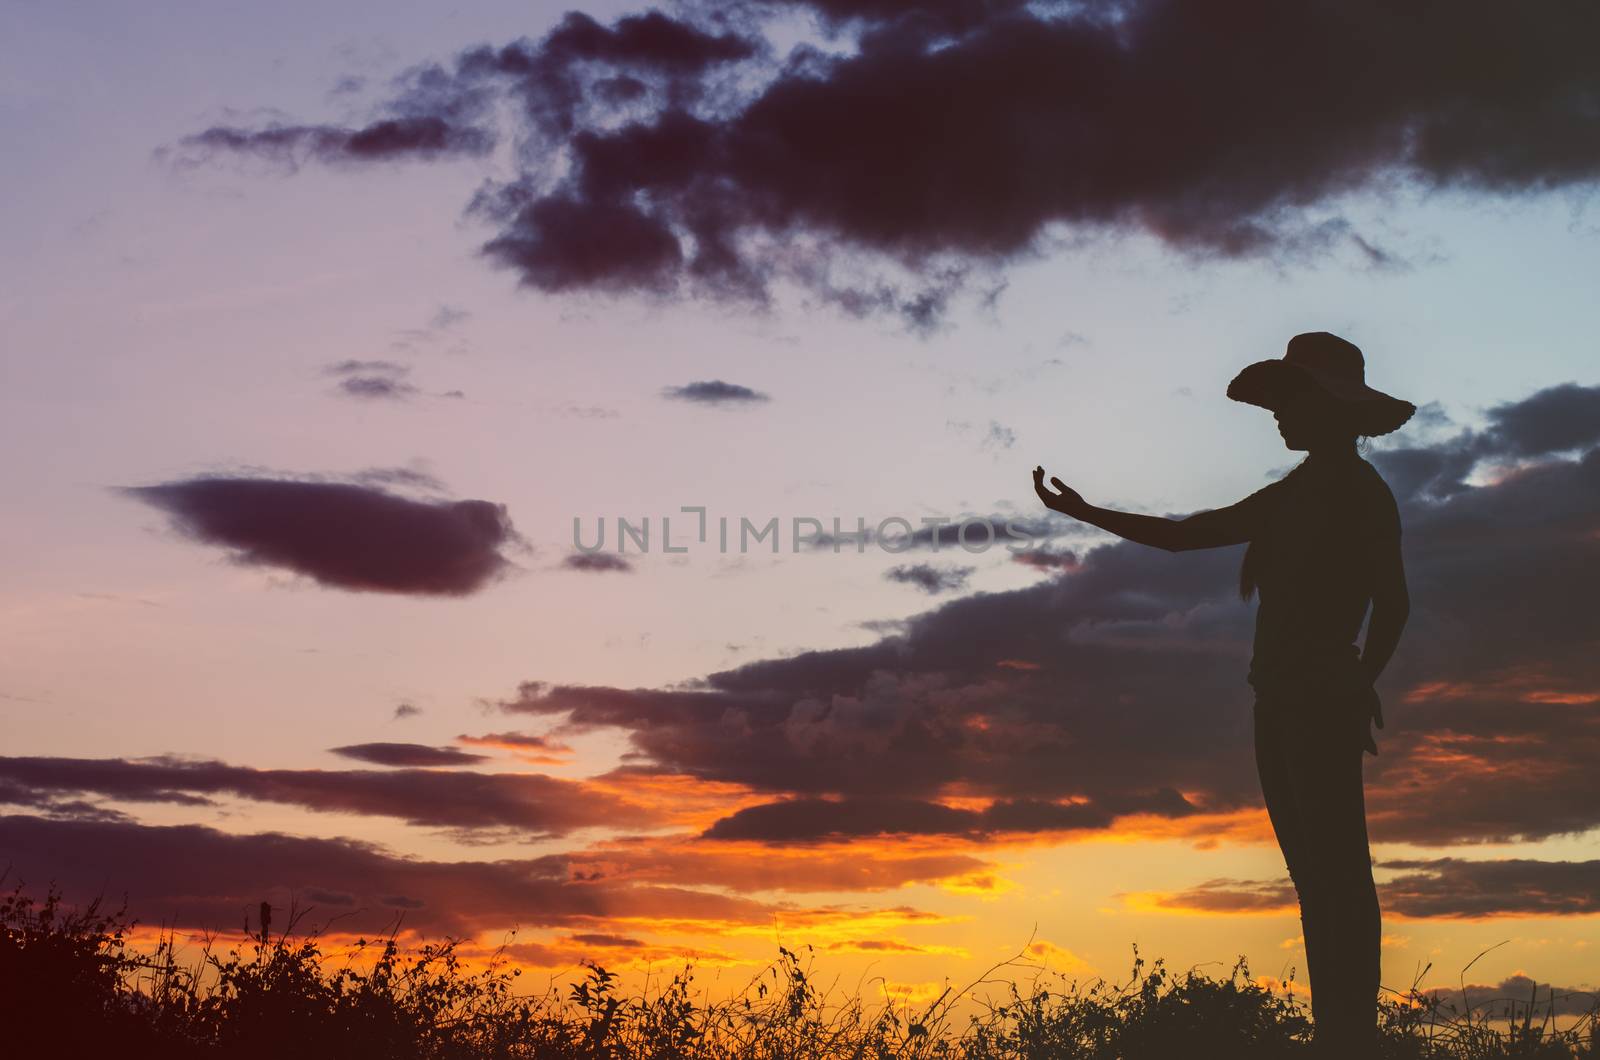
[1254,695,1381,1054]
[1253,701,1316,976]
[1254,701,1331,1030]
[1293,714,1381,1054]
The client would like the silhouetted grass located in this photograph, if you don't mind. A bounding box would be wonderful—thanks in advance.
[2,880,1594,1058]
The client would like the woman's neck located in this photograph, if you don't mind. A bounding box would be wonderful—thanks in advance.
[1305,439,1359,464]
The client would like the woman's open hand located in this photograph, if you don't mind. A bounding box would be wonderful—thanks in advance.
[1034,466,1087,516]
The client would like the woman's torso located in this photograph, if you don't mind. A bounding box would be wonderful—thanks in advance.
[1246,453,1398,700]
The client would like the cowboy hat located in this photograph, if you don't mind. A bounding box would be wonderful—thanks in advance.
[1227,331,1416,436]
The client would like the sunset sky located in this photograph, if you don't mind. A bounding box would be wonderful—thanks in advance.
[3,0,1598,1015]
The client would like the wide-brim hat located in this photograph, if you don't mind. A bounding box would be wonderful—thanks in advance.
[1227,331,1416,436]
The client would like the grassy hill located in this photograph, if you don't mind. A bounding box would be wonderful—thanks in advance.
[2,882,1593,1059]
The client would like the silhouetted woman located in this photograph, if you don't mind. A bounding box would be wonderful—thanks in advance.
[1032,332,1413,1057]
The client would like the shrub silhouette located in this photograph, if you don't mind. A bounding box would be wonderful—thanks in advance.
[2,880,1595,1058]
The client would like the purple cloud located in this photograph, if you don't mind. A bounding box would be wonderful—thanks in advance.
[122,476,517,596]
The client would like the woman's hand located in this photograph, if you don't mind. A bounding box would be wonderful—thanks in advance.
[1034,466,1087,517]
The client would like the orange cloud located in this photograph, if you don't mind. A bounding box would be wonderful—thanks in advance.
[1403,666,1597,707]
[1024,940,1094,975]
[939,871,1017,897]
[559,833,995,893]
[825,938,970,957]
[1087,807,1278,848]
[1118,878,1296,916]
[1521,690,1599,705]
[584,769,775,832]
[1252,974,1310,998]
[455,730,574,763]
[497,937,745,970]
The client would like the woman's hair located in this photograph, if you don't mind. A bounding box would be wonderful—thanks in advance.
[1239,538,1262,602]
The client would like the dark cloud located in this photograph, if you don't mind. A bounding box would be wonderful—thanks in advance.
[563,552,635,572]
[325,360,420,401]
[0,814,798,939]
[592,75,649,105]
[1422,975,1599,1019]
[0,777,137,824]
[1142,857,1600,923]
[162,51,508,170]
[121,475,517,596]
[174,2,1600,328]
[1480,382,1600,459]
[884,562,974,594]
[1377,857,1600,919]
[1135,877,1297,915]
[702,790,1193,841]
[1370,381,1600,502]
[502,617,1264,828]
[567,932,646,947]
[338,375,419,400]
[521,10,757,79]
[661,380,771,405]
[493,384,1600,845]
[826,939,927,953]
[164,116,496,170]
[381,894,427,909]
[328,743,488,767]
[0,756,655,837]
[759,0,1031,33]
[392,703,424,720]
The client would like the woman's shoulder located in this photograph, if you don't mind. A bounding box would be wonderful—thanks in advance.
[1354,456,1398,497]
[1354,458,1403,535]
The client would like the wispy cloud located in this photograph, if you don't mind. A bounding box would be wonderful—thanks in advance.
[884,563,974,595]
[563,552,635,573]
[0,755,655,837]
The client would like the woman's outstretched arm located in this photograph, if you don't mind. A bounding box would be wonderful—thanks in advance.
[1032,465,1273,552]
